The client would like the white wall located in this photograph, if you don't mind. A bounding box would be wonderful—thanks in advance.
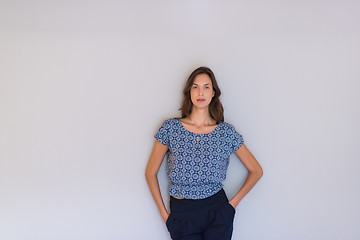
[1,1,359,239]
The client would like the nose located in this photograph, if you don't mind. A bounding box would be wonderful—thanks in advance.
[199,88,204,96]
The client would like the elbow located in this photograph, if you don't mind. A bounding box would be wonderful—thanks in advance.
[250,166,263,180]
[256,166,263,180]
[145,168,156,182]
[145,169,151,182]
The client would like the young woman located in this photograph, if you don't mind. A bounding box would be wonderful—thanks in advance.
[145,66,263,240]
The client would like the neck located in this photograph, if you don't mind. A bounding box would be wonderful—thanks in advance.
[187,107,214,126]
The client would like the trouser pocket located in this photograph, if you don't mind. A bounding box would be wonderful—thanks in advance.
[165,212,189,240]
[165,212,174,231]
[218,201,236,224]
[226,202,236,215]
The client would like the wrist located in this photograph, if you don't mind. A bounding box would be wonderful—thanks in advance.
[160,208,169,217]
[229,199,239,209]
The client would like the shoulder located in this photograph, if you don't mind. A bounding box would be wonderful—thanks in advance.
[164,117,178,124]
[221,121,235,129]
[159,117,179,128]
[221,121,242,135]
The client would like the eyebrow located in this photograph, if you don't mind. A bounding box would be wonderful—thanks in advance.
[192,83,211,85]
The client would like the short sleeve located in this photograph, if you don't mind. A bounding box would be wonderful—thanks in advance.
[154,119,170,147]
[231,125,244,153]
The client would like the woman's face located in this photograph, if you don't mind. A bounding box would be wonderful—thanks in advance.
[190,73,215,109]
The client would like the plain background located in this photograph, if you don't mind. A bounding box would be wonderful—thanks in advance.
[1,0,359,239]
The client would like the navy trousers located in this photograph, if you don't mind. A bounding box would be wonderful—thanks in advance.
[165,188,235,240]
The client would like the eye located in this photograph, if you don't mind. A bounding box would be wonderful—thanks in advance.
[192,86,198,89]
[205,86,210,89]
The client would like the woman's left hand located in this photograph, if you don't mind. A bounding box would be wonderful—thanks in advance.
[228,200,237,211]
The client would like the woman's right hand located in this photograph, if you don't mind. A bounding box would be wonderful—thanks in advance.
[162,212,170,224]
[145,140,171,225]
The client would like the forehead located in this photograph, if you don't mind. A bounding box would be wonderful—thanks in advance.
[193,73,212,85]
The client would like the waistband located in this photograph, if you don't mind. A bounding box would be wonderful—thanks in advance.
[169,188,228,213]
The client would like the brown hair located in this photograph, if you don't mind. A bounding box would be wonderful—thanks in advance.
[178,66,224,124]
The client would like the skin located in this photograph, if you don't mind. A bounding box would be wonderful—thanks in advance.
[145,73,263,225]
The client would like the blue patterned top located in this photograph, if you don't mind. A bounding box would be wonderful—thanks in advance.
[154,118,244,199]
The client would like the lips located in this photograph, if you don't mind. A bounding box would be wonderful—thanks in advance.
[197,99,205,102]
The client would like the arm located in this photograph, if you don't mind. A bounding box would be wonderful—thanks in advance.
[228,143,263,209]
[145,140,170,224]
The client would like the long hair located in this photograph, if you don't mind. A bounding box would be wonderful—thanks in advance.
[178,66,224,124]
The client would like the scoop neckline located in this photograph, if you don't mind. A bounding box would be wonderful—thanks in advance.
[175,118,221,135]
